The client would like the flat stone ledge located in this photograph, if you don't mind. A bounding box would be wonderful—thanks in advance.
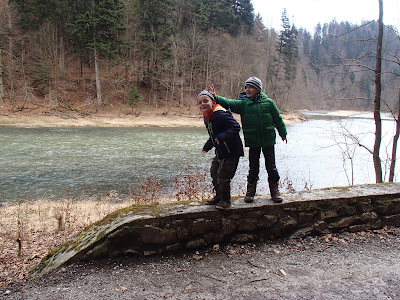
[30,183,400,278]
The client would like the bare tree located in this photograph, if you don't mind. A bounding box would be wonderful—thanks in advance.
[1,1,19,105]
[389,89,400,181]
[311,0,399,183]
[94,49,102,106]
[0,2,8,102]
[372,0,384,182]
[0,49,4,102]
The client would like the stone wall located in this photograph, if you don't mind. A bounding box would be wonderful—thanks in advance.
[31,183,400,277]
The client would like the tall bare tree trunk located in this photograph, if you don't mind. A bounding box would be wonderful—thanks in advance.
[0,50,4,101]
[389,88,400,181]
[373,0,383,183]
[7,1,13,55]
[6,0,15,103]
[94,48,102,106]
[59,35,66,80]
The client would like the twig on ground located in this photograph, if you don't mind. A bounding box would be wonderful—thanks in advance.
[249,277,271,283]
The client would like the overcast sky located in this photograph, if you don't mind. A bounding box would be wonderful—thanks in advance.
[251,0,400,33]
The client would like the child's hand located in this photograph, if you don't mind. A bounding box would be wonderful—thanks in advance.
[208,84,216,99]
[215,138,220,145]
[202,149,207,153]
[282,136,287,143]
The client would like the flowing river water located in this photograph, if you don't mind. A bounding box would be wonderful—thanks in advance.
[0,111,398,203]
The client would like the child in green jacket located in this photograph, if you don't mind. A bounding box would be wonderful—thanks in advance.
[209,77,287,203]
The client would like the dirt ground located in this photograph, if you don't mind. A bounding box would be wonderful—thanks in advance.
[3,227,399,299]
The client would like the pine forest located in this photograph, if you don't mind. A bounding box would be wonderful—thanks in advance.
[0,0,399,114]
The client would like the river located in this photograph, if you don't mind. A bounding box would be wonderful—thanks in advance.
[0,111,398,203]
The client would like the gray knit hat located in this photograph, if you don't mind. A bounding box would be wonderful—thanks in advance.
[197,90,215,101]
[245,76,262,92]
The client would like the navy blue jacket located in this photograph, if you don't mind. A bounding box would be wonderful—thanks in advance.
[203,106,244,159]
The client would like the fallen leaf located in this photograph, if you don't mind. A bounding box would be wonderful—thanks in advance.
[28,253,40,261]
[273,249,280,254]
[213,244,220,252]
[193,254,203,261]
[324,233,333,242]
[279,269,287,276]
[114,286,127,292]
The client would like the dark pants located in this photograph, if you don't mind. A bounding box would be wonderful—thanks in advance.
[210,156,240,189]
[248,146,280,184]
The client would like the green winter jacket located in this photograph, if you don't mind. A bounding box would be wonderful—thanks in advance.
[215,92,287,147]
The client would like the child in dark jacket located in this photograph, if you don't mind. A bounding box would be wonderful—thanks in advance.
[198,90,244,209]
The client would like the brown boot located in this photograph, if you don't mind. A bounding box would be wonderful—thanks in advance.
[244,181,257,203]
[215,198,231,209]
[206,196,220,205]
[269,182,283,203]
[216,181,231,209]
[206,181,220,205]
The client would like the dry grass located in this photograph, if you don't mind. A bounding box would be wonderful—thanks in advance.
[0,166,213,287]
[0,163,309,287]
[0,195,137,287]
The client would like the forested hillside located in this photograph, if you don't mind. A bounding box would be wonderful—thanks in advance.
[0,0,399,114]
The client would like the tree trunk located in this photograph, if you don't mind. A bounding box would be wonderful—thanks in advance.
[373,0,383,183]
[59,35,66,80]
[6,0,15,103]
[389,88,400,181]
[0,49,4,101]
[94,48,102,106]
[7,1,13,55]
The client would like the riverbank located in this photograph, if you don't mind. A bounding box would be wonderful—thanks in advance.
[0,107,304,128]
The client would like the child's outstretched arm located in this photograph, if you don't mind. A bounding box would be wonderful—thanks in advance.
[208,84,243,114]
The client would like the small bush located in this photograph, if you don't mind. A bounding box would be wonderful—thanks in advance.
[175,163,211,201]
[127,84,143,114]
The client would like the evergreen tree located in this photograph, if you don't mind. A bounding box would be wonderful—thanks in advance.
[11,0,55,29]
[135,0,174,106]
[231,0,255,35]
[209,0,254,36]
[127,84,143,114]
[67,0,125,105]
[281,25,298,81]
[137,0,173,62]
[271,9,298,106]
[300,29,312,59]
[68,0,125,60]
[311,23,322,74]
[177,0,213,32]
